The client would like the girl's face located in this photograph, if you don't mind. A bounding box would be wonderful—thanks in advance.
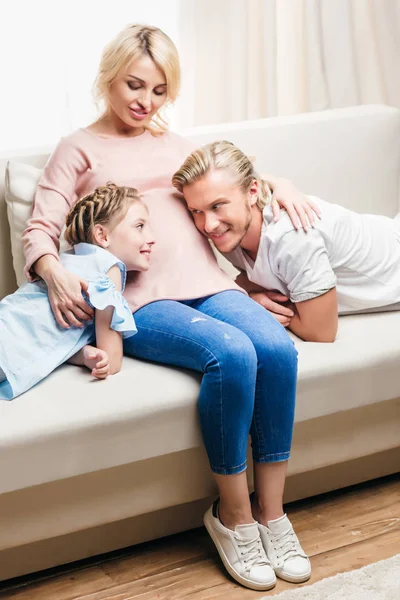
[107,54,168,132]
[98,202,155,271]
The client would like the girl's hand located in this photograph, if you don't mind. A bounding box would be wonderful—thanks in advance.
[250,291,294,328]
[267,177,321,232]
[38,258,94,328]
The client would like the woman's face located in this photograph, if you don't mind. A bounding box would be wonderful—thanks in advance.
[107,54,168,131]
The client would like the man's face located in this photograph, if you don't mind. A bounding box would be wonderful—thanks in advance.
[182,168,255,254]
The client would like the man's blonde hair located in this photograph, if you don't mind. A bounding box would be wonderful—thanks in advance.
[172,140,272,209]
[93,24,180,135]
[65,182,141,245]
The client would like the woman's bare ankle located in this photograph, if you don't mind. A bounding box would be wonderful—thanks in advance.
[251,494,284,525]
[218,501,254,530]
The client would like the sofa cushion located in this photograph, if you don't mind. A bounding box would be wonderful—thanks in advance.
[4,161,68,286]
[1,310,399,495]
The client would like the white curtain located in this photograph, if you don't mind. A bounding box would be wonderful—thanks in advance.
[178,0,400,128]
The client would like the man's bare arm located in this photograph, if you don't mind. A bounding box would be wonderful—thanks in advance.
[289,288,338,342]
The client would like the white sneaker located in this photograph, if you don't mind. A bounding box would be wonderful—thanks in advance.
[258,514,311,583]
[204,500,276,591]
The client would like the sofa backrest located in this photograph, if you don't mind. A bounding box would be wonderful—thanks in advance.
[187,104,400,215]
[1,105,399,300]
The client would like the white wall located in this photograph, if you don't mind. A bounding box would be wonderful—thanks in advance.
[0,0,180,152]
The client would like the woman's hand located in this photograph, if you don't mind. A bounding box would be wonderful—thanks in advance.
[250,291,294,328]
[263,175,321,232]
[35,255,94,328]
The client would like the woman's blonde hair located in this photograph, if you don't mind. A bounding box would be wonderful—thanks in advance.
[172,141,272,209]
[93,24,180,135]
[65,182,142,245]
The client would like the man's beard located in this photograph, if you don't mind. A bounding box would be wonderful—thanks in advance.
[224,208,252,253]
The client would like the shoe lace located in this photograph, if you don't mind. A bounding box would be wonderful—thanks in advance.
[236,534,270,573]
[272,528,304,562]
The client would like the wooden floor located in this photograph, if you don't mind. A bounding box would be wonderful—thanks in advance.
[1,474,399,600]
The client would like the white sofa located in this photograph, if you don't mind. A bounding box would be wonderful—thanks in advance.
[0,105,399,582]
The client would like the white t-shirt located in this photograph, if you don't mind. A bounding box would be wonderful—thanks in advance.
[225,197,400,314]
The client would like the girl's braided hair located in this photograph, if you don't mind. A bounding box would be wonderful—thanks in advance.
[65,182,141,245]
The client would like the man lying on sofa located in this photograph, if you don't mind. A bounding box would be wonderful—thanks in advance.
[172,140,400,343]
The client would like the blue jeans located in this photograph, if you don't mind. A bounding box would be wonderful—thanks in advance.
[124,291,298,475]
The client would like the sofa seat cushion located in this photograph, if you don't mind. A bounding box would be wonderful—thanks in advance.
[291,311,400,422]
[1,311,399,495]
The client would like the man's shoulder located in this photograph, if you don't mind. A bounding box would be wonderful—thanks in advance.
[262,206,296,245]
[262,196,330,247]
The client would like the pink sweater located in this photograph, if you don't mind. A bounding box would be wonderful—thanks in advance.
[23,128,240,312]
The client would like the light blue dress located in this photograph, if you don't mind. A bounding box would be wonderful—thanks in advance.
[0,243,137,401]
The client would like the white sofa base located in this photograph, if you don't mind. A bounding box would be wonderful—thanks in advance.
[0,399,399,581]
[1,447,399,582]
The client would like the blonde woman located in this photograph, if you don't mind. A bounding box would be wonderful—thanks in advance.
[22,25,314,590]
[0,183,154,400]
[173,141,400,343]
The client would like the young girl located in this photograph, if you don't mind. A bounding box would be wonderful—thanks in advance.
[0,182,154,401]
